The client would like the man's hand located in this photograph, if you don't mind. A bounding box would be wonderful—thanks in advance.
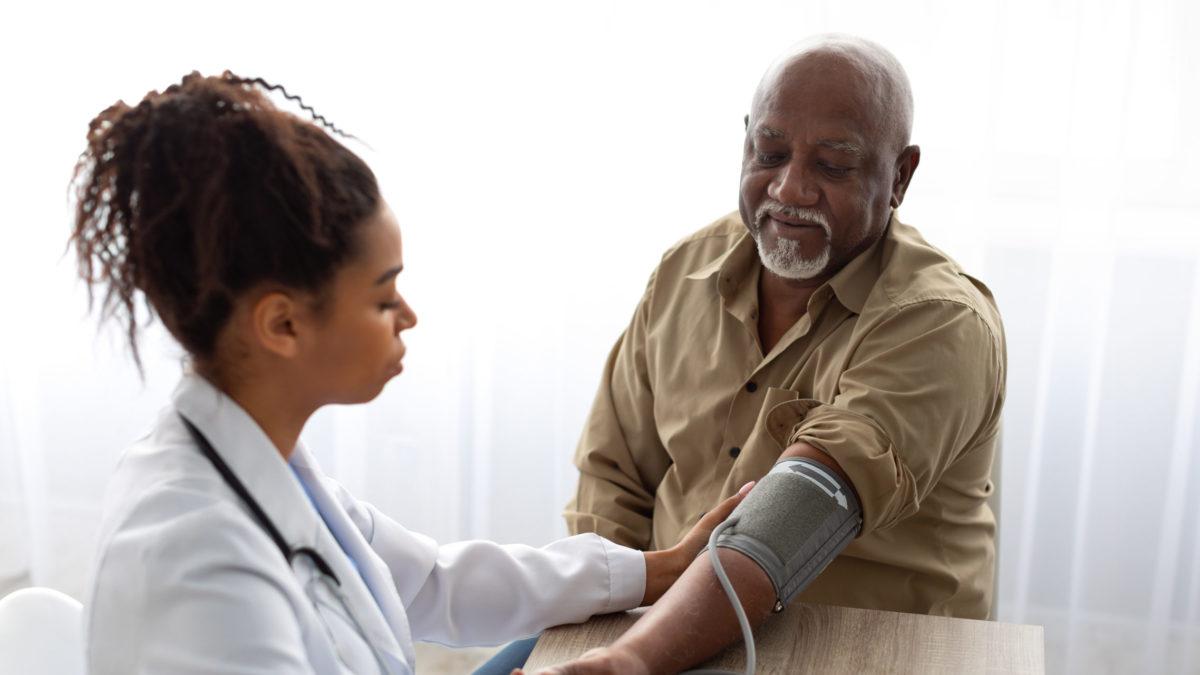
[512,645,649,675]
[641,480,755,605]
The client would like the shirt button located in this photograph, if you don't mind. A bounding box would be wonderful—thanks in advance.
[729,446,741,458]
[745,381,758,393]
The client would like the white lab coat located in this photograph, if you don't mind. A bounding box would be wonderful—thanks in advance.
[84,374,645,674]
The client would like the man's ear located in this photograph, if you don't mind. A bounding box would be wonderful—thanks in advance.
[890,144,921,208]
[251,291,302,360]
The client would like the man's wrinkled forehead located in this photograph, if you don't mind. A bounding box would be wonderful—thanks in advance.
[750,61,882,149]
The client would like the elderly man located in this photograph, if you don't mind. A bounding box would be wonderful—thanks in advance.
[543,34,1006,673]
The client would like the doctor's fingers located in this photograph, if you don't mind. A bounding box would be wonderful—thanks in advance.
[688,481,757,539]
[708,481,756,524]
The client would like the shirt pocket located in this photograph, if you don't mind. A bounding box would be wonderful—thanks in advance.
[724,389,826,495]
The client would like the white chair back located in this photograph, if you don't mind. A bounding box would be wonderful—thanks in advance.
[0,587,85,675]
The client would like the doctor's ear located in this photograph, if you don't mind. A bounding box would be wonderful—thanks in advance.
[250,291,303,360]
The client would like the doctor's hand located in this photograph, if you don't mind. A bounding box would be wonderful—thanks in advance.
[640,480,755,606]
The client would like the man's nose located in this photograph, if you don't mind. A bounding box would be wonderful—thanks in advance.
[767,160,819,206]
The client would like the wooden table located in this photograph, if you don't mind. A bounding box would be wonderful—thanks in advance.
[525,603,1044,674]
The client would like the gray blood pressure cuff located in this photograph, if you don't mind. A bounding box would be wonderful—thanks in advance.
[714,457,862,608]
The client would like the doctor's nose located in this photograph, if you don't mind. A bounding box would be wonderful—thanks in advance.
[394,297,417,333]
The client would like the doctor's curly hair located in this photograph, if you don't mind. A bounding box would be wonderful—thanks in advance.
[69,71,380,370]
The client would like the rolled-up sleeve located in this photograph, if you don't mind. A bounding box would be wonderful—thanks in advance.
[565,270,672,549]
[766,299,1003,535]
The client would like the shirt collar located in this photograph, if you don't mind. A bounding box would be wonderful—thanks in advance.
[825,211,896,314]
[685,229,761,324]
[685,229,755,283]
[685,210,895,316]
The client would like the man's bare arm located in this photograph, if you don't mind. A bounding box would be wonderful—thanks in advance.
[525,441,855,675]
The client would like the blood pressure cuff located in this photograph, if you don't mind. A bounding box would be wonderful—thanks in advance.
[714,457,862,607]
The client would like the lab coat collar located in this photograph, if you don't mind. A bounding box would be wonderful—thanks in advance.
[170,373,411,673]
[171,374,316,553]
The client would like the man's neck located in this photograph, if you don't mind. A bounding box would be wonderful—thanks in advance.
[756,269,830,354]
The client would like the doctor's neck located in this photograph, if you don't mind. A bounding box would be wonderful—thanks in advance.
[194,361,316,461]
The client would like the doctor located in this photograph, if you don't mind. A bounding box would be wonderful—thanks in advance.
[73,72,749,674]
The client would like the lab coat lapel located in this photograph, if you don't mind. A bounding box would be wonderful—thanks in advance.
[171,375,410,674]
[171,374,319,551]
[290,446,414,671]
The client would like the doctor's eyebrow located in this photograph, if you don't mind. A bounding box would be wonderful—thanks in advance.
[374,265,403,285]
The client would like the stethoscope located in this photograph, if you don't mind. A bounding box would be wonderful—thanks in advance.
[179,413,397,673]
[179,414,341,585]
[181,412,749,674]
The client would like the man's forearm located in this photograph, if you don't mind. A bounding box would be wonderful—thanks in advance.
[605,440,852,672]
[610,548,777,673]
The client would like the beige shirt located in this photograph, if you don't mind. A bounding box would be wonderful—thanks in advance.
[566,211,1006,619]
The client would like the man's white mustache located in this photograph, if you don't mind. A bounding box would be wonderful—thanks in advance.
[755,201,831,237]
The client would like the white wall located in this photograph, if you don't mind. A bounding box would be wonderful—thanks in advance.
[2,1,1198,672]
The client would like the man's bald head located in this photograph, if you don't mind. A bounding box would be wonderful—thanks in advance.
[750,34,914,156]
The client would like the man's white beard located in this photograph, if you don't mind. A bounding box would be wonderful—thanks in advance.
[750,200,833,280]
[753,234,830,280]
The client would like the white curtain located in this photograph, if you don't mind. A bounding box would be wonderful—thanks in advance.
[1,1,1197,672]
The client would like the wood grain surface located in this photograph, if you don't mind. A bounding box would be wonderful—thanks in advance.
[524,603,1044,674]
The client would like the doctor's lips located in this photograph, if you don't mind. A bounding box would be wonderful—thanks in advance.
[389,348,406,374]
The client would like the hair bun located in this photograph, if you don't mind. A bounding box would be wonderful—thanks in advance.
[70,72,380,373]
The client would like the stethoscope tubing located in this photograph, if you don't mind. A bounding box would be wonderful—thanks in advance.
[179,414,341,585]
[177,413,397,673]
